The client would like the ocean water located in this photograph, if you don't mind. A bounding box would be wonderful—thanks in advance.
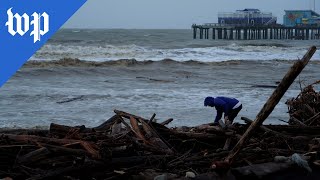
[0,29,320,128]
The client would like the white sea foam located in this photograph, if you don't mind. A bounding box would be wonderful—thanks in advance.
[31,43,320,62]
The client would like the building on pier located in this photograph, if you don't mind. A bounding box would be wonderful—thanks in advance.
[283,10,320,27]
[191,8,320,40]
[218,8,277,26]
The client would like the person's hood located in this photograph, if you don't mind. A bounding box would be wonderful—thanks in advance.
[204,97,215,107]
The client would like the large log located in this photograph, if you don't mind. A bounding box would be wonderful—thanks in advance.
[49,123,89,138]
[224,46,316,165]
[18,147,50,165]
[0,129,48,136]
[169,131,227,140]
[265,125,320,135]
[241,117,287,137]
[43,144,87,156]
[2,134,99,159]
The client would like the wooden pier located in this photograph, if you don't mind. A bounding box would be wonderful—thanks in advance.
[192,24,320,40]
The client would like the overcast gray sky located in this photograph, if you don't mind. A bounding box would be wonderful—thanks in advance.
[64,0,318,29]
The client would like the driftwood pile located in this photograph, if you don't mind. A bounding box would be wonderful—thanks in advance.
[286,81,320,126]
[1,110,320,180]
[0,46,318,179]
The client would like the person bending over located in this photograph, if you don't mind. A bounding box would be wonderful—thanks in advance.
[204,96,242,126]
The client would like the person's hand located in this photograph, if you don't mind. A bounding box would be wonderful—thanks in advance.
[218,119,226,129]
[224,116,230,126]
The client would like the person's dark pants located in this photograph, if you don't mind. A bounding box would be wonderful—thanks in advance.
[228,104,242,123]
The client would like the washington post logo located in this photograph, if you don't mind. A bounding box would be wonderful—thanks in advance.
[5,8,49,43]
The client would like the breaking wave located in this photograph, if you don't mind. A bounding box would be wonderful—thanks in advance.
[25,58,309,68]
[31,43,319,62]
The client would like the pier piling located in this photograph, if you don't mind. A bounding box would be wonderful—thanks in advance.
[192,24,320,40]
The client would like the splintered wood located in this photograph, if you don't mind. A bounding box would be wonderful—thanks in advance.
[286,80,320,126]
[1,107,320,179]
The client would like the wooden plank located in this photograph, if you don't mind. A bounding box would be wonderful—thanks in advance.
[129,116,147,141]
[148,113,156,124]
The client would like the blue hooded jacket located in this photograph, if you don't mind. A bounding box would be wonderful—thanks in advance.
[204,96,240,122]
